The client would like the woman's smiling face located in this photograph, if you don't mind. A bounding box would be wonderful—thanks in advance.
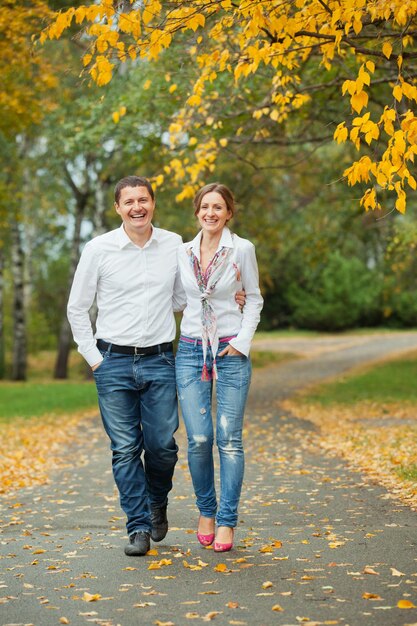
[196,191,232,235]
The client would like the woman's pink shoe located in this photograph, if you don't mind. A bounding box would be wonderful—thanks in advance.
[197,516,215,546]
[213,527,234,552]
[197,532,215,546]
[213,540,233,552]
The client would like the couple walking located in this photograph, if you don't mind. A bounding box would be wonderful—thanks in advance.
[67,176,263,556]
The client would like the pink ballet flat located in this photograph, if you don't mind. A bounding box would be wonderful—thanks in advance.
[197,532,215,546]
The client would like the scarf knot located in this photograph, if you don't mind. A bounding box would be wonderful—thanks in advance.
[189,243,232,380]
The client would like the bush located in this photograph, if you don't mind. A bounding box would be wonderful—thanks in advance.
[286,252,382,331]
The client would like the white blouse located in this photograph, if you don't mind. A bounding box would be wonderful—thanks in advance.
[178,227,263,356]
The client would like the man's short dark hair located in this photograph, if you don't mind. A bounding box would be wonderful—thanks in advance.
[114,176,155,204]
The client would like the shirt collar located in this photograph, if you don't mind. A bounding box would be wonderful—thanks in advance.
[189,226,233,261]
[117,224,160,249]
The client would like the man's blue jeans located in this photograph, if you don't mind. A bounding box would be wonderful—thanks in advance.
[175,337,251,528]
[93,345,178,536]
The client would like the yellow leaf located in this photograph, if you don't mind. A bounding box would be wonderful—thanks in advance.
[334,123,348,144]
[82,592,101,602]
[169,84,177,94]
[143,79,152,90]
[83,53,92,67]
[112,112,120,124]
[219,138,228,147]
[391,568,405,576]
[123,566,137,571]
[272,604,284,611]
[214,563,229,572]
[351,91,368,114]
[32,549,46,554]
[398,599,416,608]
[262,581,273,589]
[362,592,382,600]
[363,566,379,575]
[119,106,127,117]
[59,619,70,625]
[382,41,392,59]
[396,191,406,213]
[393,85,403,102]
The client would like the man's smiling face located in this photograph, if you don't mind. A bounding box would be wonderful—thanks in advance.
[115,185,155,240]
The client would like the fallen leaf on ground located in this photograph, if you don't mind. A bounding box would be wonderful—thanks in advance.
[362,593,382,600]
[82,592,102,602]
[272,604,284,611]
[398,599,416,609]
[214,563,229,573]
[363,566,379,575]
[391,568,405,576]
[262,581,273,589]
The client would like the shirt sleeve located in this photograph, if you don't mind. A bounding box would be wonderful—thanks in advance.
[67,242,103,367]
[172,244,187,312]
[229,241,263,357]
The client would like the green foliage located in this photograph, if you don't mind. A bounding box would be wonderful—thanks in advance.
[286,251,382,331]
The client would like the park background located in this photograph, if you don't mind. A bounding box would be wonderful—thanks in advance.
[1,1,417,505]
[2,0,417,382]
[2,5,417,624]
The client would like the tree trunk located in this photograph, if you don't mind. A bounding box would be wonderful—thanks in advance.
[0,248,5,379]
[54,199,87,379]
[11,218,27,380]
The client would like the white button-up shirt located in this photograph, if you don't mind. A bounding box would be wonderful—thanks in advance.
[67,225,185,367]
[178,227,263,356]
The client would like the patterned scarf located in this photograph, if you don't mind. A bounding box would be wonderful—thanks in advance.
[188,243,233,380]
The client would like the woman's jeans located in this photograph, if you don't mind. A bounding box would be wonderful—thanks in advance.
[175,337,251,528]
[93,345,178,536]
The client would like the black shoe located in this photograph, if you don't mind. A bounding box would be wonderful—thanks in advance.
[124,531,151,556]
[151,503,168,542]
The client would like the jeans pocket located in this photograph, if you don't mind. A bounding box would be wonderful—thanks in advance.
[218,355,251,389]
[160,352,175,367]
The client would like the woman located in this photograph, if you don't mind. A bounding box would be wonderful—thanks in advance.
[175,182,263,552]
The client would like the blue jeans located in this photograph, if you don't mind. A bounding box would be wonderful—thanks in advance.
[93,344,178,535]
[175,337,251,528]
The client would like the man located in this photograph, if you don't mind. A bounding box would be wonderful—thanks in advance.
[67,176,185,556]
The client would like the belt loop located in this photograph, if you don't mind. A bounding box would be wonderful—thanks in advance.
[134,346,139,356]
[158,344,162,354]
[106,342,112,355]
[194,338,198,347]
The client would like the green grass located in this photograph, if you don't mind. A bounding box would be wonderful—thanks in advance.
[0,381,97,423]
[395,464,417,481]
[301,355,417,406]
[251,350,297,368]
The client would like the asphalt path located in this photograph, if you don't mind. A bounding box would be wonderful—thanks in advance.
[1,332,417,626]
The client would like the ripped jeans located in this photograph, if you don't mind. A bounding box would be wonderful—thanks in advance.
[175,337,251,528]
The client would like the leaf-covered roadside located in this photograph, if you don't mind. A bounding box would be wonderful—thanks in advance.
[0,410,98,495]
[282,399,417,511]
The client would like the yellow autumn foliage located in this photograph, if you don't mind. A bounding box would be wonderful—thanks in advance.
[42,0,417,211]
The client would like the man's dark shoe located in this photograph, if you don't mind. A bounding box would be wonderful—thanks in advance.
[124,531,151,556]
[151,504,168,542]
